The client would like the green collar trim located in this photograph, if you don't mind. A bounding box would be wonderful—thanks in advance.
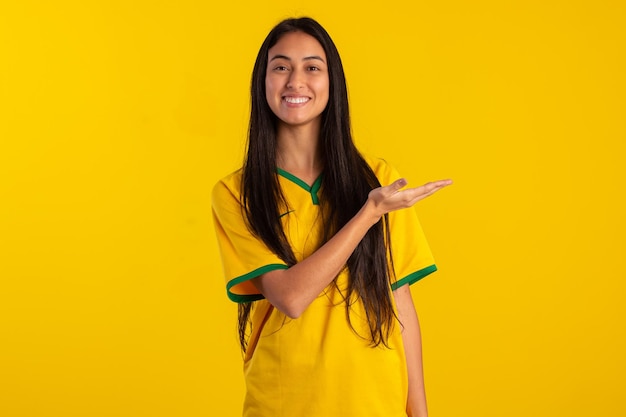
[276,168,323,205]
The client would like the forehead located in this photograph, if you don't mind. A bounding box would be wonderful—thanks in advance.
[268,31,327,61]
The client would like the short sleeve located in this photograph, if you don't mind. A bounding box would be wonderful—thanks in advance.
[368,157,437,290]
[211,174,288,303]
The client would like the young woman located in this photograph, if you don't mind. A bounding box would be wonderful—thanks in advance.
[212,17,451,417]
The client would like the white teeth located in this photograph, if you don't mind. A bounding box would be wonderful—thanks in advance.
[284,96,309,104]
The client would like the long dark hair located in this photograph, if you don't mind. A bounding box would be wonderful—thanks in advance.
[239,17,396,351]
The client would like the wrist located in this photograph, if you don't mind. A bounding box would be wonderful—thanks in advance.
[358,200,383,228]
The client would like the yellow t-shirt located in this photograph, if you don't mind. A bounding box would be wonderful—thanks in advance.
[212,156,436,417]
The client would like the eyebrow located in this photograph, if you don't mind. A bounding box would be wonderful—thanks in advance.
[269,54,326,63]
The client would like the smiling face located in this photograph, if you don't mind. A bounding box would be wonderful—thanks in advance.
[265,31,330,131]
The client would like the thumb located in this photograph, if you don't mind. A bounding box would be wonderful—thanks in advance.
[391,178,408,192]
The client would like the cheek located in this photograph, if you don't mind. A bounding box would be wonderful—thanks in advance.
[265,79,277,108]
[265,73,280,92]
[264,78,282,117]
[318,78,330,103]
[264,78,272,99]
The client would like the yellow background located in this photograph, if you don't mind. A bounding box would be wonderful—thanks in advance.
[1,1,624,416]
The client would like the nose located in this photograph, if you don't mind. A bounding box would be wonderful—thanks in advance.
[286,68,305,90]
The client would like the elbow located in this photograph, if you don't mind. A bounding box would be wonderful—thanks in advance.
[282,310,303,320]
[275,301,305,319]
[252,273,308,319]
[272,296,307,319]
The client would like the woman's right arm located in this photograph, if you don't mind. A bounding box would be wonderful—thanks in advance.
[251,178,452,318]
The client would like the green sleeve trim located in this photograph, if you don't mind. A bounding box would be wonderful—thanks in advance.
[226,263,288,303]
[391,264,437,291]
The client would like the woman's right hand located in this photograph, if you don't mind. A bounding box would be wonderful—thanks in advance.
[363,178,453,225]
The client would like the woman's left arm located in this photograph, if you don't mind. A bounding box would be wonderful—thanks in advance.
[394,284,428,417]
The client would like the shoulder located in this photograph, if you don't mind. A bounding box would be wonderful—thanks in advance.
[211,168,243,208]
[361,153,402,185]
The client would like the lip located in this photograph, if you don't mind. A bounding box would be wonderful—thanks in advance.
[282,95,311,106]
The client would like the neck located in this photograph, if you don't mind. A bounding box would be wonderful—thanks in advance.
[276,121,323,185]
